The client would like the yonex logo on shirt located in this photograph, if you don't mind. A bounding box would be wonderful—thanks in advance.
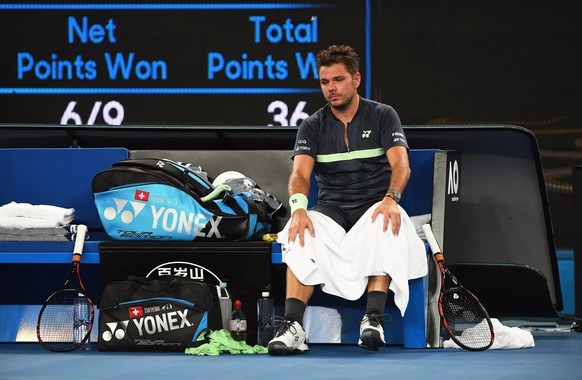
[362,130,371,138]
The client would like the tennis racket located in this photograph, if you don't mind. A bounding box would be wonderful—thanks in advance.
[421,224,494,351]
[37,224,94,352]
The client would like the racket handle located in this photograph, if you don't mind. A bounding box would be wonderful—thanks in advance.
[73,224,88,262]
[421,224,444,262]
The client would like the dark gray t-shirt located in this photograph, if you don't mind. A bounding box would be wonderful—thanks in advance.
[292,97,408,230]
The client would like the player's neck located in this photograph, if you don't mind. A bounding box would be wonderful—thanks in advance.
[331,95,360,124]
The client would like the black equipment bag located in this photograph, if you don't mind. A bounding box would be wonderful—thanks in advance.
[97,275,222,351]
[92,158,279,241]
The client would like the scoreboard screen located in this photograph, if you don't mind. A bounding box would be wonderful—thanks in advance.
[0,1,368,126]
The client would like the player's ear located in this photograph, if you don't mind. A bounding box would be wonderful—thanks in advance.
[354,72,361,88]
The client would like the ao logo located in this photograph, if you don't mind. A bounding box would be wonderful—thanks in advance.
[447,160,460,195]
[103,197,146,224]
[101,320,129,341]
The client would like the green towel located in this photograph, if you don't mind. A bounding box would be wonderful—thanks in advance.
[185,329,268,356]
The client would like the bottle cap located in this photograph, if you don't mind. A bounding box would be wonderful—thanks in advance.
[261,291,270,297]
[234,299,242,309]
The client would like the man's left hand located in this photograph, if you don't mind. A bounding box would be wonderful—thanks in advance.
[371,197,401,235]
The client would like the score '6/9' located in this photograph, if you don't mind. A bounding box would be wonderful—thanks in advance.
[61,101,124,125]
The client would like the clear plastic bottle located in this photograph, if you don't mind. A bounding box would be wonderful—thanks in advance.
[229,299,247,342]
[257,291,275,346]
[218,282,232,330]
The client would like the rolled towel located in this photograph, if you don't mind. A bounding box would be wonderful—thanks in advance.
[443,318,535,349]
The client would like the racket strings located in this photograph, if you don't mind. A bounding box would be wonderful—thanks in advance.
[441,289,493,349]
[37,290,93,351]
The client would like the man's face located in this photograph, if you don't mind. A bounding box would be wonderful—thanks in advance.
[319,63,360,110]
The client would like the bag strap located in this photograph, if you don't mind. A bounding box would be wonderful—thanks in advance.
[222,194,248,216]
[224,194,274,223]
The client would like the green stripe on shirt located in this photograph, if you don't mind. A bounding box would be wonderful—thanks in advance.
[316,147,386,163]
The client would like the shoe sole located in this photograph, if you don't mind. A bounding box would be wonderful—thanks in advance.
[267,342,308,356]
[358,329,385,351]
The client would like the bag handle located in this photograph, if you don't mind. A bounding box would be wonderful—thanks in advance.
[127,275,180,293]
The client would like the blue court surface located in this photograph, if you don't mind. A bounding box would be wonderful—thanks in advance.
[0,330,580,380]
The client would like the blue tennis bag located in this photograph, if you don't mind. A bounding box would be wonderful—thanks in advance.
[92,158,279,241]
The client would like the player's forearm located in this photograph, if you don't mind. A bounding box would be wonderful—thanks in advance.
[288,172,311,198]
[388,160,410,192]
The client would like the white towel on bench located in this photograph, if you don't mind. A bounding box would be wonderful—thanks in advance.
[0,202,75,228]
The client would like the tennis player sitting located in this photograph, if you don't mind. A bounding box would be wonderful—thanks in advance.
[267,45,428,355]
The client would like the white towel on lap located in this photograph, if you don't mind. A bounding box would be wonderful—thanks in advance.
[278,203,428,316]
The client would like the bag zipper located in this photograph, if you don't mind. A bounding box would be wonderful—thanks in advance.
[108,297,206,312]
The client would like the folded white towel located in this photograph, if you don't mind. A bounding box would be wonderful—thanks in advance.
[0,201,74,219]
[443,318,535,349]
[0,216,73,229]
[0,202,75,228]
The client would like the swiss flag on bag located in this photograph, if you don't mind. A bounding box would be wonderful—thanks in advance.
[134,190,149,202]
[128,306,143,318]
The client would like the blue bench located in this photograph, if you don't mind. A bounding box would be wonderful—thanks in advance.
[287,149,435,347]
[0,147,436,348]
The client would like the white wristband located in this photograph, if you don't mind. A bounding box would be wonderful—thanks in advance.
[289,193,308,215]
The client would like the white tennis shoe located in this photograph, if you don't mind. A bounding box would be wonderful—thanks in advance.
[267,320,308,355]
[358,313,386,350]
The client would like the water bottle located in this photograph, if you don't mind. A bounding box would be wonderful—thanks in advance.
[218,281,232,330]
[257,291,275,346]
[74,295,91,351]
[229,300,247,342]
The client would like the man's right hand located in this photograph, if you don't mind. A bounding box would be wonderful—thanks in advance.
[288,209,315,247]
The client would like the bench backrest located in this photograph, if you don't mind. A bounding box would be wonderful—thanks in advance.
[0,148,434,232]
[129,149,437,230]
[0,148,129,230]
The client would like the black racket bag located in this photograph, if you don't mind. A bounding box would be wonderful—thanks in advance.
[97,275,221,351]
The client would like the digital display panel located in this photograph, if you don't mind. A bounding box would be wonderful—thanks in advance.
[0,1,368,126]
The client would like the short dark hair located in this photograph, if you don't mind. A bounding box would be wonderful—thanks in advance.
[316,45,360,76]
